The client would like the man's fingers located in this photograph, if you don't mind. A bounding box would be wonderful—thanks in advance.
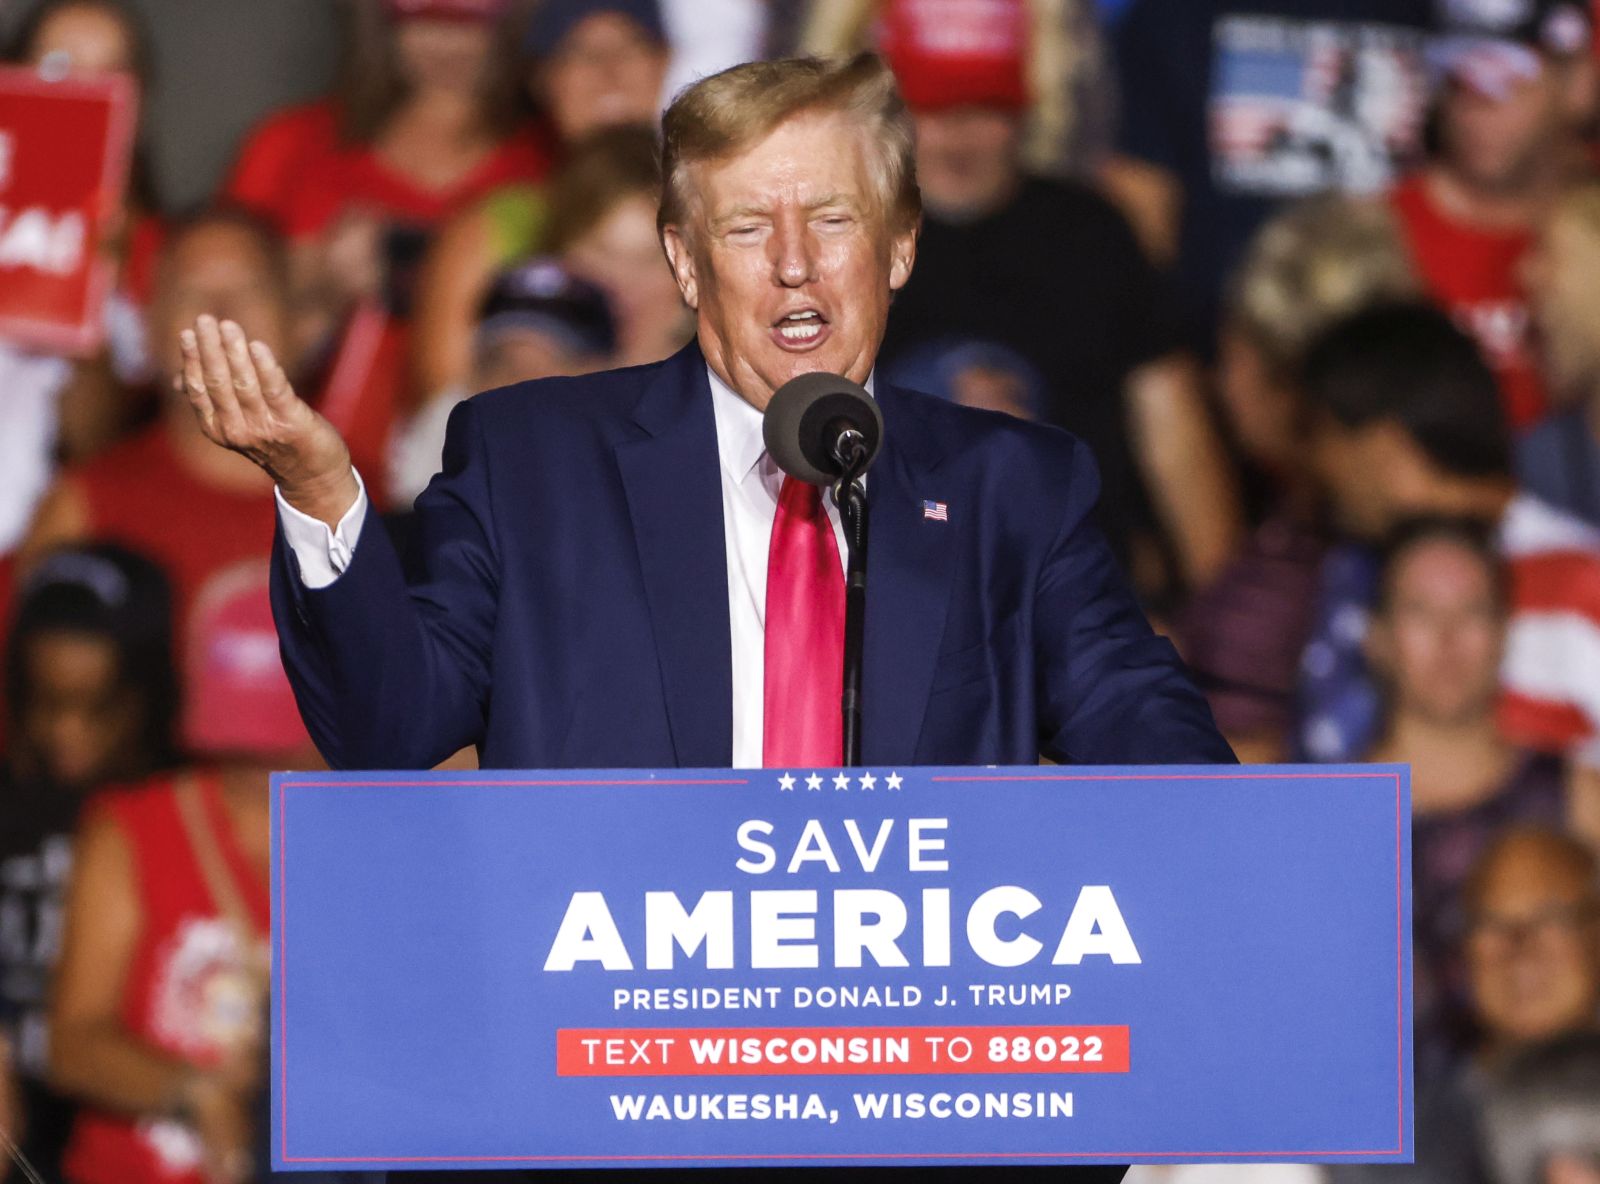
[219,319,266,412]
[179,329,217,431]
[250,339,295,407]
[194,315,242,427]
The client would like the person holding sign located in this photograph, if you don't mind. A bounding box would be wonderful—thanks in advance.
[180,54,1232,1181]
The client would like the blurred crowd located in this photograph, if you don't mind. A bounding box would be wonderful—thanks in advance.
[1,0,1600,1181]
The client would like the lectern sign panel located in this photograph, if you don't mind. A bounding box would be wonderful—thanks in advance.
[271,766,1413,1171]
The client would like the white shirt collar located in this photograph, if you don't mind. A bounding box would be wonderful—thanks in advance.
[706,364,876,483]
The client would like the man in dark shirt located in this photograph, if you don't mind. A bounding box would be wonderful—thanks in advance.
[878,8,1240,596]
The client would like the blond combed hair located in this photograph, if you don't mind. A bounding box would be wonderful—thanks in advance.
[657,53,921,244]
[1228,194,1420,378]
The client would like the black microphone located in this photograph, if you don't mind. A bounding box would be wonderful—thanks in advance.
[762,372,884,487]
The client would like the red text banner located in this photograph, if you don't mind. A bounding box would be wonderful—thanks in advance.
[556,1025,1131,1077]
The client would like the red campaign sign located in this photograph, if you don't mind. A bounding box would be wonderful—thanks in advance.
[0,67,137,355]
[556,1025,1132,1077]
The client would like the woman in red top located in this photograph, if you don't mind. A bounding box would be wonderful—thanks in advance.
[50,767,269,1184]
[49,561,314,1184]
[244,0,550,346]
[225,0,552,504]
[227,0,545,240]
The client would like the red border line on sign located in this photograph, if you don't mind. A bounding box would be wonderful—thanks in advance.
[276,770,1409,1164]
[1396,770,1407,1155]
[277,777,290,1167]
[279,1150,1406,1164]
[931,772,1401,781]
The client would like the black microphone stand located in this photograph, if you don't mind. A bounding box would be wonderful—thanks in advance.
[831,431,871,767]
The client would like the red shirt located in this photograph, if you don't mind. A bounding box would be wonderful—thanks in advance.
[71,425,278,643]
[278,129,551,240]
[222,100,343,232]
[62,770,268,1184]
[120,213,166,310]
[1390,173,1547,431]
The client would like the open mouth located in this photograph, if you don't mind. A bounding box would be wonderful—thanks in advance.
[771,308,830,350]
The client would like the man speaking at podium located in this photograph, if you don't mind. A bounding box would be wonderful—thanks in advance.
[182,53,1230,1181]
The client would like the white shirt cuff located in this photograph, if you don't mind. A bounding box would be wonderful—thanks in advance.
[275,470,368,590]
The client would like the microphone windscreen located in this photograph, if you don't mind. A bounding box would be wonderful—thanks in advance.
[762,372,884,486]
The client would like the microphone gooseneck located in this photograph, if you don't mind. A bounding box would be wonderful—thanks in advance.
[832,427,869,474]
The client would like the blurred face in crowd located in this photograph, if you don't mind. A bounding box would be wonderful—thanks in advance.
[1309,414,1414,538]
[16,631,144,790]
[27,1,134,78]
[150,222,291,385]
[394,16,494,96]
[1218,329,1302,474]
[1467,834,1600,1048]
[1367,537,1504,727]
[912,106,1022,220]
[949,361,1035,419]
[538,14,667,144]
[662,108,918,410]
[1547,1156,1600,1184]
[1439,67,1573,194]
[1309,407,1473,540]
[564,191,688,365]
[474,326,608,390]
[1525,205,1600,400]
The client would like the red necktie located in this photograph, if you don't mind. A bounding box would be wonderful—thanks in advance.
[763,475,845,767]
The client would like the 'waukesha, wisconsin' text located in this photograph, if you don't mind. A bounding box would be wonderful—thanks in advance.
[543,817,1140,971]
[606,1090,1075,1121]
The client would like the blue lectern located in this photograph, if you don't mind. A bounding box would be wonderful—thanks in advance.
[271,764,1413,1172]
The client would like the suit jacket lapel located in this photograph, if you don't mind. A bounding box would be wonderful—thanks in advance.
[862,386,958,765]
[614,341,734,767]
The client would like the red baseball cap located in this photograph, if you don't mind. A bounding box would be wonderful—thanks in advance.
[876,0,1030,112]
[383,0,508,22]
[182,561,311,762]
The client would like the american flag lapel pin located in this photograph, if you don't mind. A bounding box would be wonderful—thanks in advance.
[922,500,949,523]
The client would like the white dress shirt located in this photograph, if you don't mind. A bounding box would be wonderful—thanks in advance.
[276,365,859,768]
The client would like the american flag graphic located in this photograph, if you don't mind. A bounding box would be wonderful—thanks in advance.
[923,500,949,522]
[1208,15,1429,197]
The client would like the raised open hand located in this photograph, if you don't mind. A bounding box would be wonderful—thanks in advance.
[179,314,358,526]
[175,1071,254,1184]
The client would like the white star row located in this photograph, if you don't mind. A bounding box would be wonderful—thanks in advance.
[777,772,904,792]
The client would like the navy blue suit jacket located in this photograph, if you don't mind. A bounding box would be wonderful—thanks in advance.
[272,339,1231,772]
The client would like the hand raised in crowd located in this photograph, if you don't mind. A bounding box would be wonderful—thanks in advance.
[179,315,359,527]
[174,1024,262,1184]
[176,1068,255,1184]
